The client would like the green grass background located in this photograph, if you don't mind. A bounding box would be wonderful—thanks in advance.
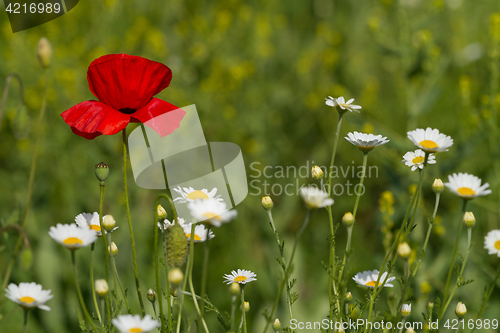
[1,0,500,331]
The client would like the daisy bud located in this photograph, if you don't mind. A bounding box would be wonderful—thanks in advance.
[167,224,188,268]
[427,302,434,314]
[147,289,157,303]
[109,242,118,256]
[262,196,274,210]
[229,282,241,295]
[463,212,476,228]
[95,279,108,297]
[405,328,416,333]
[401,303,411,318]
[432,178,444,193]
[102,215,116,232]
[397,242,411,259]
[455,302,467,318]
[345,291,352,302]
[342,212,355,227]
[168,268,184,286]
[157,205,167,220]
[95,162,110,182]
[335,328,345,333]
[36,37,52,68]
[243,301,250,312]
[312,165,324,180]
[273,318,281,331]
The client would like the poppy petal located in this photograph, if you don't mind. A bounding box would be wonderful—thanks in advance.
[87,54,172,111]
[131,98,186,137]
[61,100,131,140]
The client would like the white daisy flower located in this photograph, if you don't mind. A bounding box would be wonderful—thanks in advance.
[49,223,98,250]
[402,149,436,171]
[187,198,237,227]
[407,128,453,153]
[157,217,187,231]
[299,186,334,209]
[352,270,395,288]
[484,229,500,257]
[223,269,257,285]
[112,314,159,333]
[173,186,222,203]
[444,173,491,199]
[345,132,390,152]
[401,303,411,317]
[325,96,362,112]
[182,224,215,243]
[5,282,52,311]
[75,212,117,236]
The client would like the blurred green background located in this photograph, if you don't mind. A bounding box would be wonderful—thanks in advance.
[1,0,500,331]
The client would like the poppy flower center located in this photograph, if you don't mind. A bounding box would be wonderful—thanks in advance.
[119,108,137,115]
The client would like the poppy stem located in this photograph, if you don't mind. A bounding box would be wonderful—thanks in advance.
[71,250,98,332]
[89,243,103,325]
[99,182,112,329]
[122,129,146,316]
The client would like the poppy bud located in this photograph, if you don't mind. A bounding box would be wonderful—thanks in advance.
[95,162,110,183]
[36,37,52,68]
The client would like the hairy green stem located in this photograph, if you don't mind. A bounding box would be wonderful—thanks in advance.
[109,233,131,313]
[200,226,211,319]
[71,251,98,332]
[99,184,111,329]
[470,266,500,333]
[89,244,102,325]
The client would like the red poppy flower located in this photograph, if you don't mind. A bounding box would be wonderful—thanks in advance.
[61,54,185,140]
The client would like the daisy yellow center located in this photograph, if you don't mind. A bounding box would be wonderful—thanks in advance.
[412,156,425,164]
[203,212,221,221]
[419,140,438,149]
[186,233,202,241]
[129,328,143,333]
[234,276,247,282]
[187,190,209,200]
[457,187,475,196]
[63,237,83,246]
[89,225,101,232]
[19,296,35,304]
[494,240,500,250]
[365,281,382,287]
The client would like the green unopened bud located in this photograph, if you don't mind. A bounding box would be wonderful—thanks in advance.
[345,291,352,302]
[95,162,110,182]
[36,37,52,68]
[342,212,355,226]
[102,215,116,232]
[168,268,184,286]
[109,242,118,256]
[432,178,444,193]
[397,242,411,259]
[243,301,250,312]
[273,318,281,331]
[427,302,434,314]
[401,303,411,318]
[455,302,467,318]
[262,196,274,210]
[157,205,167,220]
[95,279,108,297]
[167,224,188,268]
[229,282,241,295]
[312,165,324,180]
[463,212,475,228]
[147,289,157,302]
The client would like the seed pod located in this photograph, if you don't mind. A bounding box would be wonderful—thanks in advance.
[167,223,188,268]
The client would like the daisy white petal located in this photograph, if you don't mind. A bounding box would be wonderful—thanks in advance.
[402,149,435,171]
[325,96,362,113]
[5,282,52,311]
[187,198,237,226]
[75,212,117,236]
[444,173,491,199]
[49,223,98,250]
[407,127,453,153]
[112,314,159,333]
[182,224,215,243]
[158,217,187,231]
[300,186,334,209]
[352,270,395,288]
[484,229,500,257]
[223,269,257,285]
[172,186,223,203]
[345,131,389,153]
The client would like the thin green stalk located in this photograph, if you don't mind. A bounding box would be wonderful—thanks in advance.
[162,229,172,329]
[326,112,344,327]
[443,200,468,306]
[122,129,145,316]
[89,244,102,325]
[352,153,368,218]
[0,73,25,131]
[262,210,311,333]
[470,266,500,333]
[241,288,247,333]
[99,184,111,329]
[154,198,166,333]
[2,71,48,291]
[22,309,28,333]
[187,224,210,333]
[230,295,237,331]
[109,233,131,313]
[176,241,192,333]
[440,226,473,319]
[71,251,98,332]
[200,226,211,319]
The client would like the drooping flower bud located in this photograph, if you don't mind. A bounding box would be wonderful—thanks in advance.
[167,224,188,268]
[262,196,274,210]
[147,289,157,302]
[36,37,52,68]
[157,205,167,220]
[95,162,110,182]
[95,279,109,297]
